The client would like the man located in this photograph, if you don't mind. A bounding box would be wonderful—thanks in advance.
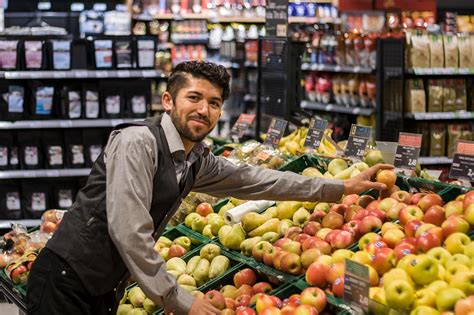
[27,61,391,315]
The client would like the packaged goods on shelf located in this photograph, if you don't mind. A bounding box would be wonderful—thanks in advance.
[430,124,446,157]
[405,79,425,113]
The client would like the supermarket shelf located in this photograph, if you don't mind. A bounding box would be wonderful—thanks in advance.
[289,0,333,2]
[288,16,340,24]
[418,156,453,165]
[0,118,140,129]
[170,35,209,45]
[405,111,474,120]
[0,220,41,229]
[134,13,266,23]
[407,68,474,75]
[0,168,91,179]
[209,16,265,23]
[301,63,374,73]
[301,100,374,116]
[0,69,166,80]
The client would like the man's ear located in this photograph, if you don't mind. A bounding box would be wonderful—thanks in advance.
[162,92,173,112]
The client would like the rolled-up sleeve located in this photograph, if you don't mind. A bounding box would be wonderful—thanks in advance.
[105,127,193,315]
[193,153,345,202]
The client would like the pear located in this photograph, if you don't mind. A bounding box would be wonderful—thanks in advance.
[143,298,158,314]
[128,287,146,308]
[156,236,172,248]
[240,237,262,256]
[180,285,198,292]
[177,274,197,287]
[261,231,280,244]
[185,213,201,228]
[248,218,280,237]
[293,208,310,226]
[350,168,361,178]
[276,201,302,220]
[193,258,210,286]
[229,198,245,206]
[303,202,317,211]
[186,256,202,275]
[128,309,148,315]
[263,206,278,218]
[365,149,384,167]
[314,203,330,212]
[209,255,230,279]
[207,215,226,235]
[218,203,235,217]
[202,224,215,238]
[302,167,323,178]
[353,162,369,171]
[166,257,187,275]
[323,172,334,179]
[219,224,246,250]
[167,270,181,278]
[200,244,221,261]
[241,212,267,232]
[117,304,133,315]
[191,216,207,233]
[278,219,294,236]
[328,158,348,176]
[119,290,128,305]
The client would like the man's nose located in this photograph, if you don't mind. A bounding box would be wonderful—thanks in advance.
[196,101,210,116]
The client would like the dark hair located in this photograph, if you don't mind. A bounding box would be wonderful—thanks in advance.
[167,61,231,101]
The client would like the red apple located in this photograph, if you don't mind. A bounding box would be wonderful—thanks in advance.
[343,194,360,206]
[445,200,463,218]
[330,204,349,216]
[399,206,424,226]
[279,253,303,275]
[359,216,383,234]
[273,252,289,271]
[442,215,470,238]
[306,262,329,288]
[391,190,412,205]
[274,238,291,249]
[309,210,326,222]
[418,194,443,212]
[324,230,338,244]
[281,240,302,256]
[322,212,344,229]
[344,205,360,222]
[285,227,303,240]
[396,236,416,248]
[235,294,252,308]
[168,244,187,258]
[365,240,388,255]
[300,248,322,269]
[40,221,57,234]
[352,209,371,221]
[300,287,327,312]
[394,243,416,262]
[386,203,407,221]
[369,209,387,222]
[378,197,399,212]
[225,298,235,310]
[302,237,331,254]
[205,290,226,310]
[252,241,273,262]
[288,294,301,306]
[294,305,318,315]
[371,247,395,276]
[263,246,281,266]
[295,233,311,244]
[357,195,375,208]
[234,269,257,288]
[382,229,405,248]
[252,282,273,295]
[236,306,256,315]
[427,226,444,241]
[405,219,423,237]
[367,200,379,212]
[330,230,355,250]
[332,276,344,297]
[259,307,281,315]
[256,294,278,314]
[196,202,213,217]
[342,220,361,239]
[326,262,345,284]
[235,285,252,298]
[424,205,446,226]
[411,192,427,205]
[221,308,234,315]
[415,231,442,253]
[281,304,297,315]
[303,222,321,236]
[463,190,474,210]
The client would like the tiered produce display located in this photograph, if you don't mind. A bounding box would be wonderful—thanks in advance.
[0,126,473,315]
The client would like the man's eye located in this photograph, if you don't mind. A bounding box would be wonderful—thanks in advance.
[210,102,221,109]
[188,96,199,101]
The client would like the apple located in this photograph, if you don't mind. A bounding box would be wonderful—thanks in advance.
[344,205,360,222]
[300,287,327,312]
[343,194,360,206]
[416,231,442,254]
[332,276,344,297]
[295,233,311,244]
[274,238,291,249]
[386,203,407,221]
[418,194,444,212]
[464,242,474,259]
[382,268,414,288]
[367,200,379,212]
[259,307,281,315]
[330,204,349,216]
[235,284,252,298]
[424,205,446,226]
[40,221,57,233]
[280,304,297,315]
[10,265,28,285]
[324,230,338,244]
[445,264,470,283]
[427,226,444,242]
[358,232,382,251]
[294,305,318,315]
[281,240,302,256]
[444,232,471,255]
[316,255,332,266]
[303,222,321,236]
[436,288,466,312]
[356,195,375,208]
[234,269,257,288]
[407,254,439,285]
[415,223,437,238]
[235,306,256,315]
[263,246,281,267]
[410,306,440,315]
[384,279,415,311]
[300,248,321,269]
[376,169,396,189]
[427,280,449,294]
[256,294,278,314]
[449,271,474,295]
[372,247,396,276]
[365,264,379,286]
[411,192,428,205]
[279,253,303,275]
[405,219,423,238]
[442,216,470,238]
[368,209,387,222]
[397,236,416,248]
[326,262,344,284]
[158,247,170,261]
[445,200,463,218]
[365,241,388,255]
[321,212,344,229]
[394,243,416,262]
[315,228,332,241]
[306,262,329,288]
[359,216,383,234]
[331,249,353,263]
[273,252,289,271]
[168,244,187,258]
[330,230,355,250]
[391,190,412,204]
[351,251,372,265]
[173,236,192,252]
[382,229,405,248]
[220,285,238,299]
[463,191,474,210]
[447,254,472,269]
[352,209,370,221]
[342,220,361,239]
[464,203,474,227]
[454,296,474,315]
[253,241,273,262]
[399,206,424,226]
[309,210,326,223]
[381,222,403,235]
[221,309,235,315]
[252,282,273,295]
[427,247,452,267]
[413,288,436,308]
[196,202,214,217]
[285,227,303,240]
[235,294,252,308]
[302,237,331,255]
[205,290,226,310]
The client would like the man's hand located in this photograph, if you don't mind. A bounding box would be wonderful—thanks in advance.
[188,298,221,315]
[343,164,394,195]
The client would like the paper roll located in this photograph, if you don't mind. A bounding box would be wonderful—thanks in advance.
[224,200,275,225]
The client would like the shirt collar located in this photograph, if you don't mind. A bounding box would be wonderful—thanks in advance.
[161,113,210,162]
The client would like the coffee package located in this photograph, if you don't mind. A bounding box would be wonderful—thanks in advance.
[60,86,82,119]
[444,34,459,68]
[458,34,471,68]
[428,80,443,112]
[0,181,22,220]
[429,34,444,68]
[83,85,100,119]
[83,129,106,167]
[454,79,467,111]
[430,124,446,157]
[443,80,456,112]
[42,131,64,169]
[18,131,42,170]
[22,180,50,219]
[64,130,85,168]
[51,180,77,210]
[409,34,430,68]
[405,79,426,113]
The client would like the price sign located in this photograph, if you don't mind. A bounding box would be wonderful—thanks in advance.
[266,0,288,37]
[263,118,288,148]
[343,260,370,314]
[304,118,328,150]
[229,113,256,142]
[344,124,371,159]
[449,140,474,181]
[394,133,422,170]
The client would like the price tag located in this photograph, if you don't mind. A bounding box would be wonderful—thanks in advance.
[70,3,85,11]
[304,118,328,150]
[38,2,51,10]
[117,70,131,78]
[229,113,256,142]
[394,132,422,170]
[74,70,88,78]
[344,260,369,314]
[93,3,107,11]
[344,124,371,160]
[263,118,288,148]
[96,71,109,78]
[449,140,474,182]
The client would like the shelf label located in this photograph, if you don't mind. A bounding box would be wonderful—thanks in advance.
[96,71,109,78]
[38,2,51,10]
[263,117,288,148]
[345,124,371,160]
[93,3,107,11]
[449,140,474,182]
[344,259,369,314]
[74,70,88,78]
[266,0,288,37]
[230,113,256,142]
[304,118,328,150]
[117,70,131,78]
[71,3,85,11]
[394,132,422,170]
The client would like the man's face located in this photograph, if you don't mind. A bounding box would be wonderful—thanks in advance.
[165,76,223,143]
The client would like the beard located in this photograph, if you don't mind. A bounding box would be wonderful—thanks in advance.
[169,108,212,143]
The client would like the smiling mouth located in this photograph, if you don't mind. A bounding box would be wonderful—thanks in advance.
[189,118,210,127]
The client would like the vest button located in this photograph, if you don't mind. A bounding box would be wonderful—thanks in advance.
[61,270,66,276]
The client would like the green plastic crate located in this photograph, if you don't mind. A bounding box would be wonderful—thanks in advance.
[161,225,208,251]
[207,136,232,147]
[278,154,326,174]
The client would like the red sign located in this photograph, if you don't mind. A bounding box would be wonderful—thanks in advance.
[398,133,422,148]
[456,140,474,156]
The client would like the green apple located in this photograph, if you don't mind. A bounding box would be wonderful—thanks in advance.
[413,288,436,308]
[407,254,439,285]
[444,232,471,255]
[438,264,446,281]
[383,268,414,287]
[426,280,449,294]
[436,288,466,312]
[332,249,353,263]
[449,271,474,295]
[463,241,474,258]
[445,264,470,283]
[384,279,415,310]
[410,305,440,315]
[397,254,417,270]
[427,247,452,267]
[445,254,472,269]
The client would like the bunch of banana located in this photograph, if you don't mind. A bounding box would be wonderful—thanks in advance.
[278,127,308,156]
[317,130,338,156]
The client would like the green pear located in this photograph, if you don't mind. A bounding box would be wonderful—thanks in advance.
[261,231,280,244]
[241,212,267,232]
[303,202,317,211]
[323,172,333,178]
[293,207,310,226]
[202,224,215,238]
[207,215,226,235]
[209,255,230,279]
[240,236,262,256]
[334,165,357,180]
[220,224,246,250]
[200,244,221,261]
[143,298,158,314]
[276,201,302,220]
[314,203,330,213]
[172,236,192,251]
[278,219,294,236]
[263,206,278,218]
[166,257,186,275]
[128,287,146,308]
[353,162,369,171]
[117,304,133,315]
[156,236,172,248]
[128,308,148,315]
[180,285,197,292]
[193,258,210,286]
[186,256,202,275]
[191,216,207,233]
[177,274,196,287]
[185,213,201,228]
[302,167,323,177]
[167,270,181,278]
[328,158,348,175]
[365,149,384,167]
[350,168,361,178]
[248,218,280,237]
[229,197,245,206]
[218,225,232,241]
[218,203,235,217]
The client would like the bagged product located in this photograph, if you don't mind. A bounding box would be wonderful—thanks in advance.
[458,34,471,68]
[405,79,426,113]
[332,76,342,105]
[454,79,467,111]
[447,124,471,157]
[409,34,430,68]
[442,80,456,112]
[50,40,72,70]
[115,39,133,69]
[348,76,360,106]
[94,39,113,69]
[23,40,44,70]
[429,34,444,68]
[17,131,42,170]
[0,181,22,220]
[83,129,106,167]
[353,35,365,66]
[30,83,55,119]
[430,124,446,157]
[0,132,12,170]
[428,80,443,112]
[136,39,155,68]
[344,34,355,66]
[444,34,459,68]
[9,135,19,170]
[100,83,123,118]
[340,76,350,105]
[64,130,85,168]
[42,131,64,169]
[0,40,19,70]
[60,86,82,119]
[5,85,25,121]
[83,85,100,119]
[51,180,77,210]
[126,89,149,118]
[365,34,377,69]
[366,78,376,108]
[22,180,50,219]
